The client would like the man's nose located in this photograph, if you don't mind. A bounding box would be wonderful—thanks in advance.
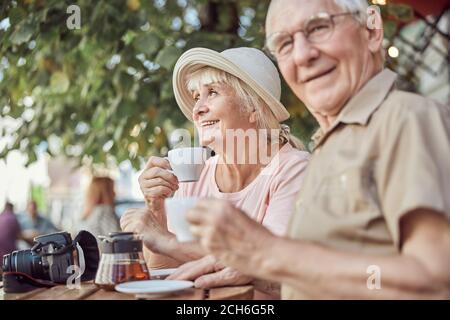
[291,33,319,66]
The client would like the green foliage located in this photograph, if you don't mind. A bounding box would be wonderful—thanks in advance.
[0,0,316,168]
[377,2,415,40]
[1,1,411,168]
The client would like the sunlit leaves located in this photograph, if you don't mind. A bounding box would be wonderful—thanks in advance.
[388,4,414,23]
[50,71,70,93]
[0,0,317,168]
[155,45,182,70]
[10,21,35,44]
[133,33,161,56]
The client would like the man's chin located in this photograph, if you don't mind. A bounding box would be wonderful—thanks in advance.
[307,96,341,115]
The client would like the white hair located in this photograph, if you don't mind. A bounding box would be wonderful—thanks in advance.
[267,0,370,29]
[333,0,369,24]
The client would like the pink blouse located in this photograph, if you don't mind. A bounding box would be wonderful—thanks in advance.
[174,144,310,236]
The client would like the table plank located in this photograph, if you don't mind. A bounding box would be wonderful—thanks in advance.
[1,288,47,300]
[208,286,254,300]
[85,287,204,300]
[84,288,137,300]
[28,283,100,300]
[142,288,205,300]
[1,283,254,300]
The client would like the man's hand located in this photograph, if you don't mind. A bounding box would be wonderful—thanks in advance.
[186,199,275,273]
[120,207,175,254]
[168,255,253,288]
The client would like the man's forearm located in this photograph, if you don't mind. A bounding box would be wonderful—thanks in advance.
[255,237,449,299]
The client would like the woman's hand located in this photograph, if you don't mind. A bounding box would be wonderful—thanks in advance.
[168,255,223,280]
[168,255,253,288]
[139,156,179,212]
[120,207,175,254]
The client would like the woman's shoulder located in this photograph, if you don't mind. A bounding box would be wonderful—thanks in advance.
[278,144,310,165]
[265,144,310,180]
[261,145,310,192]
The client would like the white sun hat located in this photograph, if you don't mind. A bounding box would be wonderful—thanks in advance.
[172,47,290,122]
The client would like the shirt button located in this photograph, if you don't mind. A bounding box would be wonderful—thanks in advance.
[340,174,347,185]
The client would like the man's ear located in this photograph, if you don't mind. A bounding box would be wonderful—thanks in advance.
[366,6,384,54]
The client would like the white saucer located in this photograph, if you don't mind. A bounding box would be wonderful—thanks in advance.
[150,268,177,279]
[115,280,193,295]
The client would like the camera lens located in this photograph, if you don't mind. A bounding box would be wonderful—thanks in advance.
[2,254,11,271]
[2,249,46,279]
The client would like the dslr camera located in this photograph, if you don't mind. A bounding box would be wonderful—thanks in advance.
[2,230,99,293]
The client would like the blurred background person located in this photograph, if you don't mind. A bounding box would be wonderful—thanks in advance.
[17,200,59,244]
[0,202,21,271]
[78,177,120,238]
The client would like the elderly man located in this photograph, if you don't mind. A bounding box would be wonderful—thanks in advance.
[170,0,450,299]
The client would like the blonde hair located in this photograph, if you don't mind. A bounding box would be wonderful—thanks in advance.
[82,177,115,220]
[186,66,305,150]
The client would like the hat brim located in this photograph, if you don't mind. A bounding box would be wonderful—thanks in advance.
[172,48,290,122]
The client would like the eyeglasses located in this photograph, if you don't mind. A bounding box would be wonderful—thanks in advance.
[264,11,360,61]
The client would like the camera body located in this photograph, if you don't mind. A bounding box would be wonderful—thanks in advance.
[3,231,77,283]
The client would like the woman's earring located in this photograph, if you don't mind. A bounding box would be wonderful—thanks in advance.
[249,111,257,124]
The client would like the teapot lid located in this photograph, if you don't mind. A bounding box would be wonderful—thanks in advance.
[98,232,143,254]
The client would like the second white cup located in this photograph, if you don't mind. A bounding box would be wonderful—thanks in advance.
[165,197,198,242]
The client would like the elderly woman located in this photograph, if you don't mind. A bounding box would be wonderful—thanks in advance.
[120,47,309,293]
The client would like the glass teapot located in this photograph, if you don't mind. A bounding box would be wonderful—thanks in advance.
[94,232,150,290]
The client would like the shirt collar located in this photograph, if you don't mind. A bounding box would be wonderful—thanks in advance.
[311,128,324,148]
[312,69,397,150]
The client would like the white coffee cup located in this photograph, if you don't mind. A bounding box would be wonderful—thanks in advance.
[165,197,198,242]
[166,147,211,182]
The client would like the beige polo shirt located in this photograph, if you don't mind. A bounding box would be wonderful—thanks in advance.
[282,69,450,299]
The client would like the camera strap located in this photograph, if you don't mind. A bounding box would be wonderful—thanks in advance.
[2,272,55,293]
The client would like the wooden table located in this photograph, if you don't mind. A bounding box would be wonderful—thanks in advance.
[0,281,254,300]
